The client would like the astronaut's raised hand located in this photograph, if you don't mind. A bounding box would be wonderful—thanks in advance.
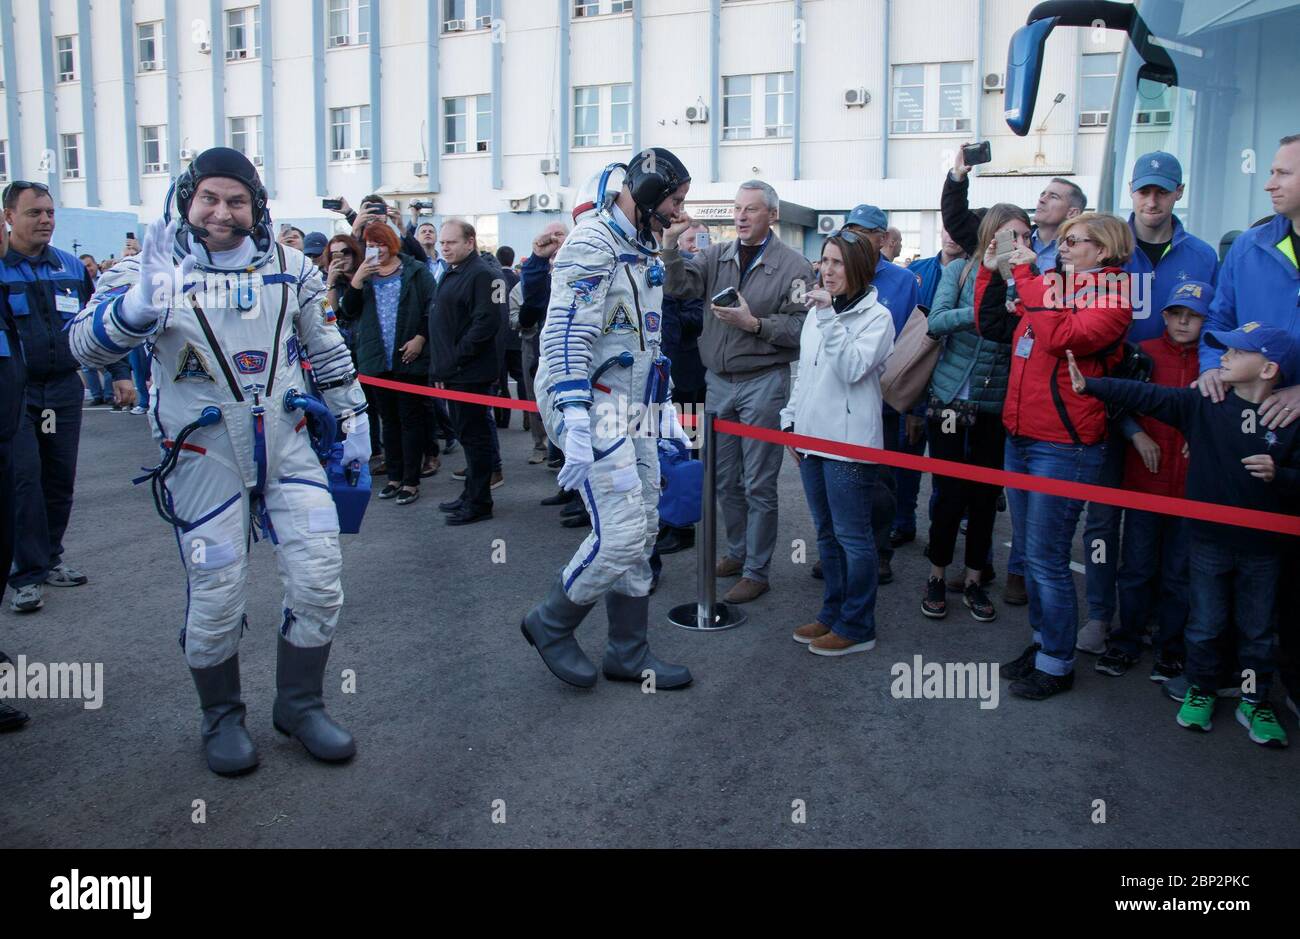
[556,406,594,491]
[659,401,692,447]
[340,412,372,466]
[120,217,198,329]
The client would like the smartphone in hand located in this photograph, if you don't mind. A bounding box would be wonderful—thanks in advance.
[995,229,1015,279]
[962,141,992,166]
[711,287,740,308]
[365,246,380,264]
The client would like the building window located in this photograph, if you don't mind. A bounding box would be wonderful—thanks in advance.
[136,22,164,71]
[1079,52,1118,127]
[329,106,372,161]
[575,0,632,14]
[0,140,8,183]
[444,94,492,154]
[141,126,168,175]
[225,6,261,60]
[891,62,972,134]
[572,84,632,148]
[443,0,489,31]
[723,73,792,141]
[57,36,77,82]
[327,0,370,47]
[229,116,264,163]
[61,134,81,179]
[1134,76,1172,126]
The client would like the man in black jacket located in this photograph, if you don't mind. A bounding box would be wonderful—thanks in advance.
[428,219,505,525]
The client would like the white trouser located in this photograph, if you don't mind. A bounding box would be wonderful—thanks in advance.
[166,429,343,668]
[542,392,660,606]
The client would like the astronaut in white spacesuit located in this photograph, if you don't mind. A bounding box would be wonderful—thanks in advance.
[70,148,369,775]
[521,148,695,690]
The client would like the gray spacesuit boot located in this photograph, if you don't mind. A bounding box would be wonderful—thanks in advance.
[520,577,599,688]
[272,636,356,762]
[602,592,692,689]
[189,654,260,776]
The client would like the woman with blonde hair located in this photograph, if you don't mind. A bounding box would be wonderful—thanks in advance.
[974,211,1133,699]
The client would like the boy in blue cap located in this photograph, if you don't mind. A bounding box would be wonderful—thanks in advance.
[1067,322,1300,748]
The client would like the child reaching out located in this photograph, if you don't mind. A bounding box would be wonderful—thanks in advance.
[1066,323,1300,747]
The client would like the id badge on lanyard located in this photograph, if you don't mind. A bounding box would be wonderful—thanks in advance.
[1015,326,1034,359]
[56,289,81,315]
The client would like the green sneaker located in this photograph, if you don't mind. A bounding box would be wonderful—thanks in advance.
[1176,686,1215,732]
[1236,700,1289,749]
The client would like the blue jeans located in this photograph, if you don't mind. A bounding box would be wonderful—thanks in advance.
[1186,535,1279,701]
[1112,509,1187,660]
[81,367,113,402]
[800,456,879,642]
[1004,435,1108,676]
[889,412,927,535]
[1083,429,1126,624]
[128,346,151,406]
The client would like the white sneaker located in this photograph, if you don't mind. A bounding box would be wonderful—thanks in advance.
[10,584,44,613]
[1075,619,1108,655]
[130,405,148,415]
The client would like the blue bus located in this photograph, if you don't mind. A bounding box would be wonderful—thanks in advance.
[1004,0,1296,246]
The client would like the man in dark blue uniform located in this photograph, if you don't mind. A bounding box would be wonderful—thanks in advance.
[2,181,134,614]
[1,213,32,729]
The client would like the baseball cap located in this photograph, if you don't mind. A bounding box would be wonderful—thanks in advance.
[1205,321,1296,381]
[1131,151,1183,192]
[303,232,328,257]
[1161,280,1214,318]
[845,204,888,232]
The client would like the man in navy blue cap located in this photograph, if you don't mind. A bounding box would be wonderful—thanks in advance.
[303,231,329,275]
[1080,149,1221,656]
[842,205,923,581]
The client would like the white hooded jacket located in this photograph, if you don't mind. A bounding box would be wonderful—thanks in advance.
[780,287,895,462]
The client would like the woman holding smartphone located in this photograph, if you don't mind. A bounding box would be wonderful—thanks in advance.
[338,223,435,505]
[780,230,895,657]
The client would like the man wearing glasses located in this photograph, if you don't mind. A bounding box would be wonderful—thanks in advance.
[2,181,134,615]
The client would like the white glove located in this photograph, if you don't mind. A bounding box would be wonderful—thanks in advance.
[340,413,371,466]
[556,406,593,491]
[121,217,198,329]
[659,401,692,448]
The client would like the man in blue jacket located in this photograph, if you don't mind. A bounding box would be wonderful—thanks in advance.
[1079,151,1221,655]
[3,182,134,614]
[1,217,31,730]
[1196,133,1300,717]
[908,226,967,311]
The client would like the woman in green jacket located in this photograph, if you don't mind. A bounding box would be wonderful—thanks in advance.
[920,204,1025,621]
[339,223,435,505]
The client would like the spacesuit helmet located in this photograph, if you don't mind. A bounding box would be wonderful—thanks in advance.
[573,164,626,224]
[167,147,275,270]
[624,147,691,239]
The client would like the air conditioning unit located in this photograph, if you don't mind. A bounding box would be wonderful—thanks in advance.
[536,192,562,213]
[140,61,157,71]
[844,87,870,108]
[509,195,536,213]
[353,148,370,160]
[413,160,429,177]
[476,15,492,28]
[144,163,166,174]
[983,72,1005,92]
[1079,111,1108,127]
[65,169,81,179]
[179,147,196,161]
[444,18,466,31]
[336,149,354,161]
[817,214,845,235]
[685,103,709,124]
[1136,110,1172,126]
[226,48,249,60]
[539,158,559,175]
[198,40,211,54]
[330,35,350,47]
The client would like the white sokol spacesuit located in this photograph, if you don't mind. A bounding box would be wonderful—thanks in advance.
[521,151,694,691]
[69,148,366,774]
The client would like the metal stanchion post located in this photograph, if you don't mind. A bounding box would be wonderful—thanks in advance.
[668,410,747,631]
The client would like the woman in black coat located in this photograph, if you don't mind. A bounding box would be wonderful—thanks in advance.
[338,222,435,505]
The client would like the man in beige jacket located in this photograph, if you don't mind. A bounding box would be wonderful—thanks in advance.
[662,180,814,603]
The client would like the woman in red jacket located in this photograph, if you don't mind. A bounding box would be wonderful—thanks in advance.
[975,212,1133,700]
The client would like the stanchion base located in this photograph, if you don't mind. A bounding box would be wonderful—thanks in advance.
[667,602,747,632]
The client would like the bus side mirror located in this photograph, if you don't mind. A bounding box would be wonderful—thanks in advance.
[1004,17,1058,136]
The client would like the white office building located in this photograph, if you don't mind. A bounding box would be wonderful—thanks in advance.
[0,0,1138,261]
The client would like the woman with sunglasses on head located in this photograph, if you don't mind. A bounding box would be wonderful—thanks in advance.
[974,212,1134,699]
[781,229,895,657]
[337,222,434,505]
[921,204,1026,623]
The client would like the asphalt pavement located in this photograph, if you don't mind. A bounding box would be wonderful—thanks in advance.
[2,403,1297,848]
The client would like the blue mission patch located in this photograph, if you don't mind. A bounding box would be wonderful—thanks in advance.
[570,275,605,304]
[234,349,268,374]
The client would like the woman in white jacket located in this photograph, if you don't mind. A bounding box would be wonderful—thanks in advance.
[780,230,895,656]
